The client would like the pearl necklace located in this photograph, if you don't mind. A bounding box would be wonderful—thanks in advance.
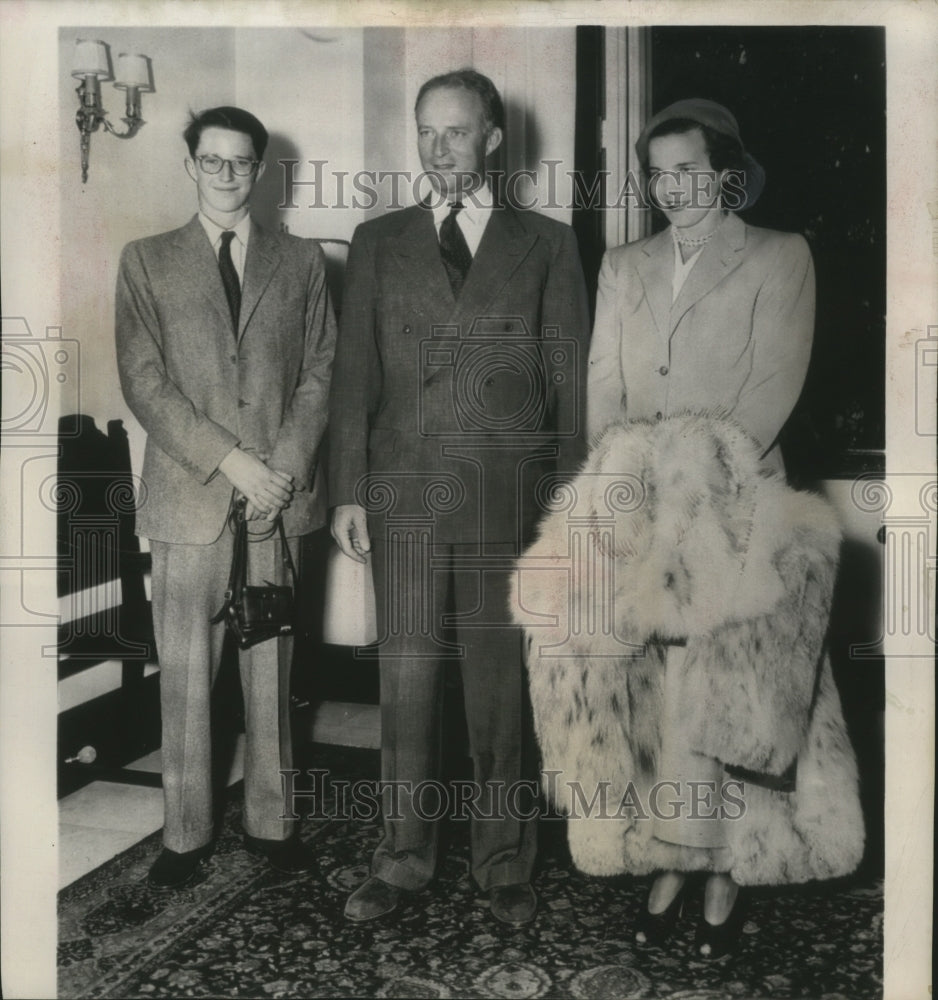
[672,214,726,248]
[673,227,717,248]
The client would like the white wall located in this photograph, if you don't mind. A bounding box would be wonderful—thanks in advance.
[234,26,365,242]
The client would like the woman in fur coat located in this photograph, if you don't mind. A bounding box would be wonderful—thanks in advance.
[513,416,864,958]
[559,98,857,956]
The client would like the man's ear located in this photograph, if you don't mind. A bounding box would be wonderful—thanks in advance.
[485,126,503,158]
[184,158,198,183]
[254,160,267,183]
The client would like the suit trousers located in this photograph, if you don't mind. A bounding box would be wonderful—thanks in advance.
[150,526,295,852]
[369,534,537,891]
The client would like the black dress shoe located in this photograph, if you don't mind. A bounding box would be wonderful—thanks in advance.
[489,883,538,927]
[243,833,315,874]
[695,891,746,959]
[344,876,402,922]
[148,845,211,889]
[635,880,688,946]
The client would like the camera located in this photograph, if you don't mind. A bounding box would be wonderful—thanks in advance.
[1,317,81,438]
[419,316,577,438]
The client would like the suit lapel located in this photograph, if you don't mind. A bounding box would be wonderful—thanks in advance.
[419,205,538,386]
[450,205,537,332]
[670,212,747,334]
[387,207,456,317]
[238,222,282,342]
[172,216,233,333]
[389,204,539,340]
[635,228,674,340]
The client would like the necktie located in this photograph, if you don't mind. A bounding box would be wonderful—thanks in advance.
[439,202,473,298]
[218,230,241,331]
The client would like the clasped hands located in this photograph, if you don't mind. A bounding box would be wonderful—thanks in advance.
[219,447,294,522]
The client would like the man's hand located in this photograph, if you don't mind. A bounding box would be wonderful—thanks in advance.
[219,448,294,519]
[243,498,291,523]
[331,504,371,563]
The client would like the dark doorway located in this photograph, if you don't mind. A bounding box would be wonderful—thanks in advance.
[572,24,606,317]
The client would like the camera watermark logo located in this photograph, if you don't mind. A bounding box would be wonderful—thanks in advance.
[1,317,80,438]
[1,318,81,634]
[916,325,937,436]
[419,316,577,439]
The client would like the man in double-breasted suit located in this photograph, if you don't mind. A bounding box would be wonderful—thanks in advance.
[116,106,336,888]
[330,70,589,925]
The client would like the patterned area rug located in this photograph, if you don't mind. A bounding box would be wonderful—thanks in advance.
[59,745,882,999]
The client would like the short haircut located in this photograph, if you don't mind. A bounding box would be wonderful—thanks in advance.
[414,69,506,133]
[642,118,746,175]
[183,106,269,159]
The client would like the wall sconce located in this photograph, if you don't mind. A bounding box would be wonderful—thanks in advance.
[72,39,153,183]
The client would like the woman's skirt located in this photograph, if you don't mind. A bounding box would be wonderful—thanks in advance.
[651,645,732,869]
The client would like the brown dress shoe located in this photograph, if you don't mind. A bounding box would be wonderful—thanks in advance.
[344,876,402,922]
[489,882,538,927]
[147,845,211,889]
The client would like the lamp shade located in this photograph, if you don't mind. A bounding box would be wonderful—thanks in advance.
[71,39,111,80]
[114,53,151,91]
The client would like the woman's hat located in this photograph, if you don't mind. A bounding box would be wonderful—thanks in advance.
[636,98,765,210]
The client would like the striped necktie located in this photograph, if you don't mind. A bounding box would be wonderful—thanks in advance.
[439,202,473,298]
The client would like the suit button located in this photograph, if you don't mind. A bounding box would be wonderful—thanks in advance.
[230,354,237,363]
[658,365,669,376]
[503,322,513,332]
[238,399,249,408]
[655,411,663,420]
[402,324,412,334]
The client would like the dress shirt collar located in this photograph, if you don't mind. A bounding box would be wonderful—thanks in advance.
[671,235,705,301]
[198,212,252,254]
[431,181,494,231]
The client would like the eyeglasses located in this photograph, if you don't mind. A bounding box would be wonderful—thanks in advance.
[194,154,259,176]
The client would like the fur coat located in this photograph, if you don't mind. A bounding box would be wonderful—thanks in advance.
[512,414,864,885]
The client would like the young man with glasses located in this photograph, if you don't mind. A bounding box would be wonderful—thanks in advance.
[116,106,336,888]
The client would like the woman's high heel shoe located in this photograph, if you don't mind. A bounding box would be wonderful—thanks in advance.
[694,890,746,959]
[634,880,688,946]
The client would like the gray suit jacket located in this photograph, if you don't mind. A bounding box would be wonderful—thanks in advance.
[587,212,815,471]
[328,202,590,546]
[116,215,336,543]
